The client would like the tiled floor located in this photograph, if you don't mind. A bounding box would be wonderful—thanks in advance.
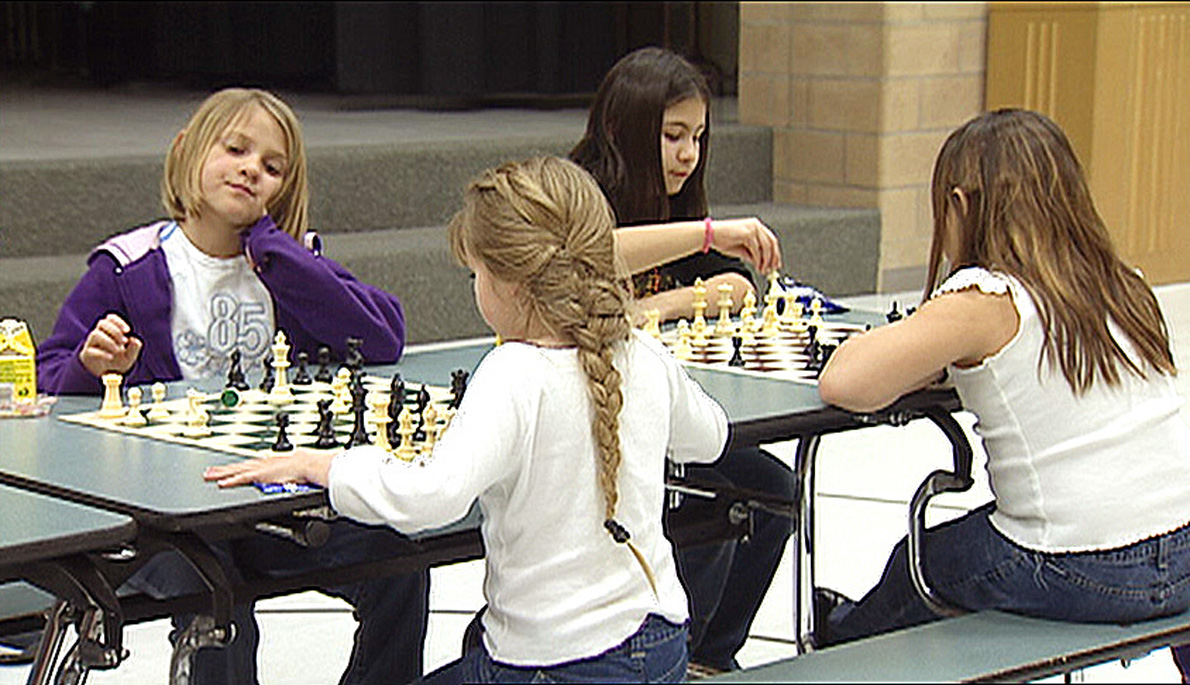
[3,282,1188,683]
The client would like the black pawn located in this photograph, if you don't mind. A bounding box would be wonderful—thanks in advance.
[226,350,249,391]
[292,351,312,385]
[344,337,364,372]
[886,302,903,323]
[314,345,334,383]
[259,364,275,392]
[272,412,293,452]
[727,336,746,368]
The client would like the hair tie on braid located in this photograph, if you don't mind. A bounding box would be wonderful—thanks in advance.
[604,518,631,543]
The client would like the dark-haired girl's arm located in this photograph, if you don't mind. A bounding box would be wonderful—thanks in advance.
[615,217,782,275]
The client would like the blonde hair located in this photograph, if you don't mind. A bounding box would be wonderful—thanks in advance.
[926,109,1175,392]
[161,87,310,241]
[449,157,635,540]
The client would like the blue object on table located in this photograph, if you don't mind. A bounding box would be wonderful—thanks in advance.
[776,276,850,314]
[255,482,322,495]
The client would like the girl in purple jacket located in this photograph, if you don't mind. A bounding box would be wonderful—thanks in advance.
[35,87,425,685]
[36,88,405,395]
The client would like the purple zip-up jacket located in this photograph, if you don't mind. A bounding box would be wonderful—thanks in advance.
[37,216,406,395]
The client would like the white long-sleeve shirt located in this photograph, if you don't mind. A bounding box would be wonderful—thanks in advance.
[329,330,729,665]
[939,268,1190,552]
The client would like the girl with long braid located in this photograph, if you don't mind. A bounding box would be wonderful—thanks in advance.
[204,156,729,683]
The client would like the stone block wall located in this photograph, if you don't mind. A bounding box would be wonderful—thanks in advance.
[739,2,987,292]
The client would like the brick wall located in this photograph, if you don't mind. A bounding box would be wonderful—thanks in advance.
[739,2,987,292]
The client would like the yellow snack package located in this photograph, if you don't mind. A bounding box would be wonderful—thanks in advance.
[0,318,37,405]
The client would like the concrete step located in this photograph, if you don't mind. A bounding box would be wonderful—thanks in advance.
[0,123,771,260]
[0,201,879,348]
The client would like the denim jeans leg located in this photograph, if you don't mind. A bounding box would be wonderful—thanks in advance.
[689,447,795,670]
[420,615,688,684]
[829,503,1190,646]
[124,545,260,685]
[231,519,430,685]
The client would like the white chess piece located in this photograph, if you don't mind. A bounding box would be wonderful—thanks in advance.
[268,330,294,405]
[98,373,126,420]
[122,387,147,426]
[715,283,735,337]
[147,382,170,421]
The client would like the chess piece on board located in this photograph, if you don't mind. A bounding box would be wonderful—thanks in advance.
[98,373,126,420]
[674,320,694,361]
[643,309,662,339]
[122,387,147,426]
[728,335,746,368]
[292,351,313,385]
[715,283,735,337]
[448,370,469,410]
[226,350,250,391]
[272,412,294,452]
[147,382,170,421]
[394,406,418,462]
[314,345,334,383]
[370,393,392,453]
[344,336,364,373]
[183,389,210,437]
[259,363,275,393]
[313,399,340,449]
[268,331,294,405]
[691,278,708,339]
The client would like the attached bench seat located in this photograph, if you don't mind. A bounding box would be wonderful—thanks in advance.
[708,609,1190,683]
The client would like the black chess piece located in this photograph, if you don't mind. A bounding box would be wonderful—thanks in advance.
[314,345,334,383]
[313,399,340,449]
[292,351,313,385]
[345,382,371,449]
[449,369,469,409]
[344,337,364,372]
[259,363,275,392]
[388,375,406,445]
[273,412,294,452]
[413,385,431,441]
[886,302,903,323]
[226,350,250,391]
[728,336,746,368]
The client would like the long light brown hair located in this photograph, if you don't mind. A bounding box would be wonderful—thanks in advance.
[162,87,310,241]
[448,157,634,540]
[926,108,1175,391]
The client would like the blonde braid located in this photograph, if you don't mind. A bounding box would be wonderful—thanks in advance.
[447,157,635,541]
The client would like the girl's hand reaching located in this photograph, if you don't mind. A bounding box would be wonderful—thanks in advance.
[79,313,144,378]
[204,448,336,489]
[710,218,783,276]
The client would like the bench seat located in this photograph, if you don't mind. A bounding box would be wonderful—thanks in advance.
[708,610,1190,683]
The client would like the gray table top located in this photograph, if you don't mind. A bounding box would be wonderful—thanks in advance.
[0,309,903,532]
[0,482,134,567]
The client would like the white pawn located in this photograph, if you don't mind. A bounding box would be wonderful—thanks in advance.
[643,309,662,339]
[147,382,170,421]
[122,387,147,426]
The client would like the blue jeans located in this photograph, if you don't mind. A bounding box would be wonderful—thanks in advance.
[420,614,687,684]
[125,520,429,685]
[675,446,795,670]
[827,502,1190,645]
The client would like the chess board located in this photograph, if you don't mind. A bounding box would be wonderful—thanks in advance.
[654,314,868,384]
[58,374,459,462]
